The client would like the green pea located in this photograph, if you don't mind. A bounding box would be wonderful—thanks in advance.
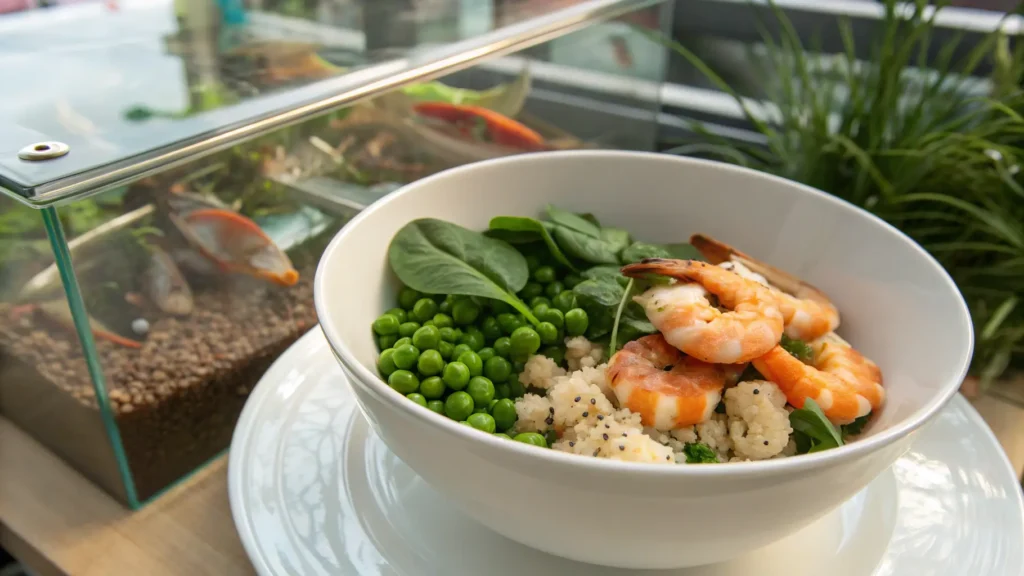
[398,288,421,310]
[529,296,552,309]
[438,297,453,315]
[445,391,474,421]
[417,349,444,376]
[412,325,441,350]
[551,291,577,313]
[509,374,526,398]
[412,298,438,322]
[427,400,445,414]
[489,300,513,314]
[512,361,526,373]
[394,337,412,349]
[494,337,512,358]
[438,340,455,361]
[453,328,464,340]
[542,346,565,367]
[457,351,483,377]
[399,321,421,338]
[372,314,400,336]
[497,313,523,335]
[431,313,453,329]
[443,362,471,391]
[539,308,564,329]
[488,398,500,411]
[519,282,543,300]
[451,300,480,326]
[388,370,419,394]
[378,349,398,376]
[536,322,558,345]
[494,433,512,440]
[420,376,446,399]
[491,398,517,431]
[467,376,495,408]
[377,334,398,350]
[524,253,542,272]
[480,316,502,342]
[386,308,408,323]
[510,326,542,358]
[467,412,496,433]
[473,406,489,414]
[423,320,435,328]
[544,281,564,299]
[565,308,589,336]
[438,327,458,343]
[513,432,547,448]
[451,343,473,360]
[495,383,511,399]
[563,274,582,289]
[533,266,556,284]
[459,331,485,352]
[406,393,427,407]
[477,347,496,362]
[531,303,550,318]
[392,344,420,370]
[460,420,472,426]
[484,356,512,383]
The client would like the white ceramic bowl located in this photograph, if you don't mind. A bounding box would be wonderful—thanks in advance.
[314,151,973,569]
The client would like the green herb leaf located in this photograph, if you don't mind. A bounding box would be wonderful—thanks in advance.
[581,265,630,286]
[780,334,814,364]
[600,227,632,253]
[578,212,602,228]
[552,225,621,265]
[487,216,578,270]
[572,278,624,308]
[841,414,871,440]
[789,398,843,453]
[665,243,707,261]
[738,364,765,382]
[620,241,671,264]
[609,278,635,355]
[546,205,601,237]
[388,219,537,324]
[683,442,719,464]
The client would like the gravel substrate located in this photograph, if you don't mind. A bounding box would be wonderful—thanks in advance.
[0,268,317,503]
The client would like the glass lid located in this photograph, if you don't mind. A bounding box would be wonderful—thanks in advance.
[0,0,658,206]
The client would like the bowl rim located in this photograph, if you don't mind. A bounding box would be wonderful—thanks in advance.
[314,150,974,477]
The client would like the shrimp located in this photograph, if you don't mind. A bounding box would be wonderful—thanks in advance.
[752,334,884,425]
[607,334,737,429]
[691,234,839,341]
[621,259,784,364]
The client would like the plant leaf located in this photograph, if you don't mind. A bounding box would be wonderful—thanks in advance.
[488,216,578,270]
[552,225,621,265]
[609,278,635,356]
[546,205,601,237]
[683,442,719,464]
[789,398,843,451]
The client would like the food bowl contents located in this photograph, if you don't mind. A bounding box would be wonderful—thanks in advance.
[373,206,885,464]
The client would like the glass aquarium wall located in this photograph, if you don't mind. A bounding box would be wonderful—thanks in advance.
[0,0,668,507]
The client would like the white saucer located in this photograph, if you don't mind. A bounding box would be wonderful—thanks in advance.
[228,329,1024,575]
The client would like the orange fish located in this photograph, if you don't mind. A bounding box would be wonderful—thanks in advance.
[412,102,545,151]
[26,300,142,349]
[170,208,299,287]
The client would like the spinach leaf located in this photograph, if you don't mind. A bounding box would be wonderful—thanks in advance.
[780,334,814,364]
[789,398,843,454]
[683,442,719,464]
[573,275,655,345]
[484,229,537,244]
[572,278,624,308]
[609,278,635,355]
[546,204,601,237]
[738,365,765,382]
[600,227,632,254]
[841,414,871,440]
[488,216,577,270]
[620,242,671,264]
[578,213,602,227]
[552,225,620,265]
[665,243,707,261]
[582,265,629,286]
[388,219,537,323]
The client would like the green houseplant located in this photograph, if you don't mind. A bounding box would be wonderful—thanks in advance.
[659,0,1024,388]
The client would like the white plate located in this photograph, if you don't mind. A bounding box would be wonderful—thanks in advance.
[229,329,1024,576]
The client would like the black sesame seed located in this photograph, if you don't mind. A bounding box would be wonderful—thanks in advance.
[603,433,609,440]
[605,423,610,429]
[622,433,627,437]
[545,417,554,425]
[666,455,671,460]
[593,449,600,456]
[582,411,589,417]
[753,388,760,395]
[574,396,581,402]
[619,445,625,451]
[763,440,769,445]
[590,398,596,405]
[663,365,674,372]
[597,414,604,421]
[569,441,575,447]
[549,407,555,414]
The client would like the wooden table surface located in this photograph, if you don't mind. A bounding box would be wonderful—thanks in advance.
[2,394,1023,576]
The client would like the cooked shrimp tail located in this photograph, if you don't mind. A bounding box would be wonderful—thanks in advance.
[690,234,839,341]
[752,335,883,425]
[608,334,730,429]
[621,259,784,364]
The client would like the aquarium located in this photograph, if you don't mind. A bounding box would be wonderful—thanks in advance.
[0,0,670,507]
